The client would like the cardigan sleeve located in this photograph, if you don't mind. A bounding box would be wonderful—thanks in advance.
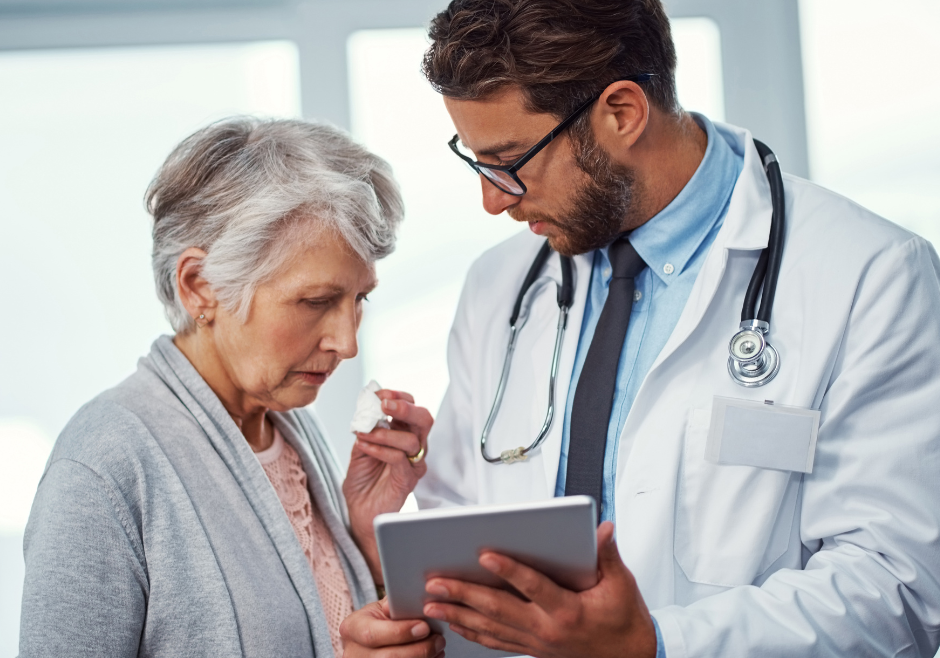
[19,458,148,658]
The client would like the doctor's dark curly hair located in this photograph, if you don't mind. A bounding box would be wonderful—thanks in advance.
[422,0,679,120]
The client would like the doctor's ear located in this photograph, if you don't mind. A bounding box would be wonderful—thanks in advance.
[176,247,218,323]
[590,80,650,155]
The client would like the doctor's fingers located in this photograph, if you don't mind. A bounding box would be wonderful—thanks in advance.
[448,622,534,657]
[477,551,577,615]
[356,428,422,459]
[592,522,638,595]
[425,577,547,635]
[424,600,535,651]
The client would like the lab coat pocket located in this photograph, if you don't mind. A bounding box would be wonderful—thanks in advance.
[674,408,800,587]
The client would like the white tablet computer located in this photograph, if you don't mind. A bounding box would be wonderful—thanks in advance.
[374,496,598,658]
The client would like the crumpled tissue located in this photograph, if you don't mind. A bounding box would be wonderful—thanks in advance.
[349,380,391,433]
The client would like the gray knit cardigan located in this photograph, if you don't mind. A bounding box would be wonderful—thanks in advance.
[19,335,376,657]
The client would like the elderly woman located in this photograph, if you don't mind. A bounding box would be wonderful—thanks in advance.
[18,118,441,658]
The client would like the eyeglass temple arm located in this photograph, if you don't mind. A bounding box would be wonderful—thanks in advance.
[509,74,653,173]
[508,96,597,172]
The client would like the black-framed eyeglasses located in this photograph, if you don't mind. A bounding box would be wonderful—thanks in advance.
[448,73,654,196]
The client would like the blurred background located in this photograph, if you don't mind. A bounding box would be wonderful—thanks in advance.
[0,0,937,653]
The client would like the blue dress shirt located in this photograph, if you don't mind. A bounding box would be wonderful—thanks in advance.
[554,115,743,655]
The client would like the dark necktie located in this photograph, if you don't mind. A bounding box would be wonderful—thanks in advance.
[566,237,647,515]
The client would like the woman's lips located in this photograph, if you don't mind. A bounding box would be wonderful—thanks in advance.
[298,371,329,385]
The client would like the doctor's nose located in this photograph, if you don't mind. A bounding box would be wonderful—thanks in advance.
[480,176,521,216]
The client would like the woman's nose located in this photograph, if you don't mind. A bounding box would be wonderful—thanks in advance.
[321,304,360,360]
[480,176,521,216]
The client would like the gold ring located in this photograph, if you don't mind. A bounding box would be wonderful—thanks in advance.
[407,445,426,464]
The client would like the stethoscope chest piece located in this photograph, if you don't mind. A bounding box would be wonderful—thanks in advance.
[728,320,780,387]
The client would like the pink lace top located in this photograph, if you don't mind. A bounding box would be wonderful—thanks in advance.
[255,426,354,656]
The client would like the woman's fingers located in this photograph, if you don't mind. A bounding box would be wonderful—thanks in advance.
[345,637,445,658]
[356,428,421,458]
[376,389,416,404]
[381,398,433,437]
[355,389,431,466]
[355,438,412,466]
[340,604,444,656]
[374,391,432,434]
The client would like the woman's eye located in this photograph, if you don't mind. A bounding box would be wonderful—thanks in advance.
[357,294,370,303]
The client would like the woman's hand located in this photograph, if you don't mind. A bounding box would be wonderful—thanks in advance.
[340,599,444,658]
[344,389,432,581]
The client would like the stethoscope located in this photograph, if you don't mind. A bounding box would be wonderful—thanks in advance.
[480,139,786,465]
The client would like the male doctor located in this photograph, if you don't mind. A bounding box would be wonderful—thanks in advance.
[340,0,940,656]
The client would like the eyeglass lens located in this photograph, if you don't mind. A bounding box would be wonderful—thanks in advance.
[452,137,525,194]
[478,166,524,195]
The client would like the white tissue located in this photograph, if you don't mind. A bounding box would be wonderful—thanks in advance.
[349,380,391,433]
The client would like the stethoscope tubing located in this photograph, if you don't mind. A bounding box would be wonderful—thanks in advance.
[480,324,521,463]
[481,139,785,463]
[480,243,574,464]
[748,139,786,323]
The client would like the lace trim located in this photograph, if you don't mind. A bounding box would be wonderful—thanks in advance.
[260,428,354,656]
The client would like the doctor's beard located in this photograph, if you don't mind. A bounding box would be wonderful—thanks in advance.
[509,127,637,257]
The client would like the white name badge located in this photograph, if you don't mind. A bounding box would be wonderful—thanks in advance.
[705,396,820,473]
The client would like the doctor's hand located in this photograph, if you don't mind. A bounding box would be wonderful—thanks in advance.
[344,389,432,582]
[340,598,445,658]
[422,521,657,658]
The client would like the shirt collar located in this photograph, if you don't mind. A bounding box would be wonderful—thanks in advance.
[609,113,742,285]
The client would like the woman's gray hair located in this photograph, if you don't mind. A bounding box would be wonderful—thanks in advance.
[146,117,403,333]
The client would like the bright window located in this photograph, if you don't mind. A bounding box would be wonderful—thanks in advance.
[0,41,300,656]
[673,17,725,121]
[800,0,940,245]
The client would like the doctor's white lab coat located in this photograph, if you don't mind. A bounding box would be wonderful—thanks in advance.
[415,122,940,656]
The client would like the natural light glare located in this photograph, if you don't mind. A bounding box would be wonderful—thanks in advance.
[0,41,301,449]
[673,17,725,121]
[348,28,524,415]
[0,41,301,657]
[347,19,725,415]
[800,0,940,245]
[0,420,53,534]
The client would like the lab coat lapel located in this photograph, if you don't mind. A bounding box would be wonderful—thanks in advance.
[646,126,772,378]
[613,127,775,593]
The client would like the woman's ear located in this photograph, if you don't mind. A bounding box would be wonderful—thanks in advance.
[176,247,217,324]
[591,79,650,155]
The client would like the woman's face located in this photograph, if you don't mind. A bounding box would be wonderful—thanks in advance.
[210,229,377,413]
